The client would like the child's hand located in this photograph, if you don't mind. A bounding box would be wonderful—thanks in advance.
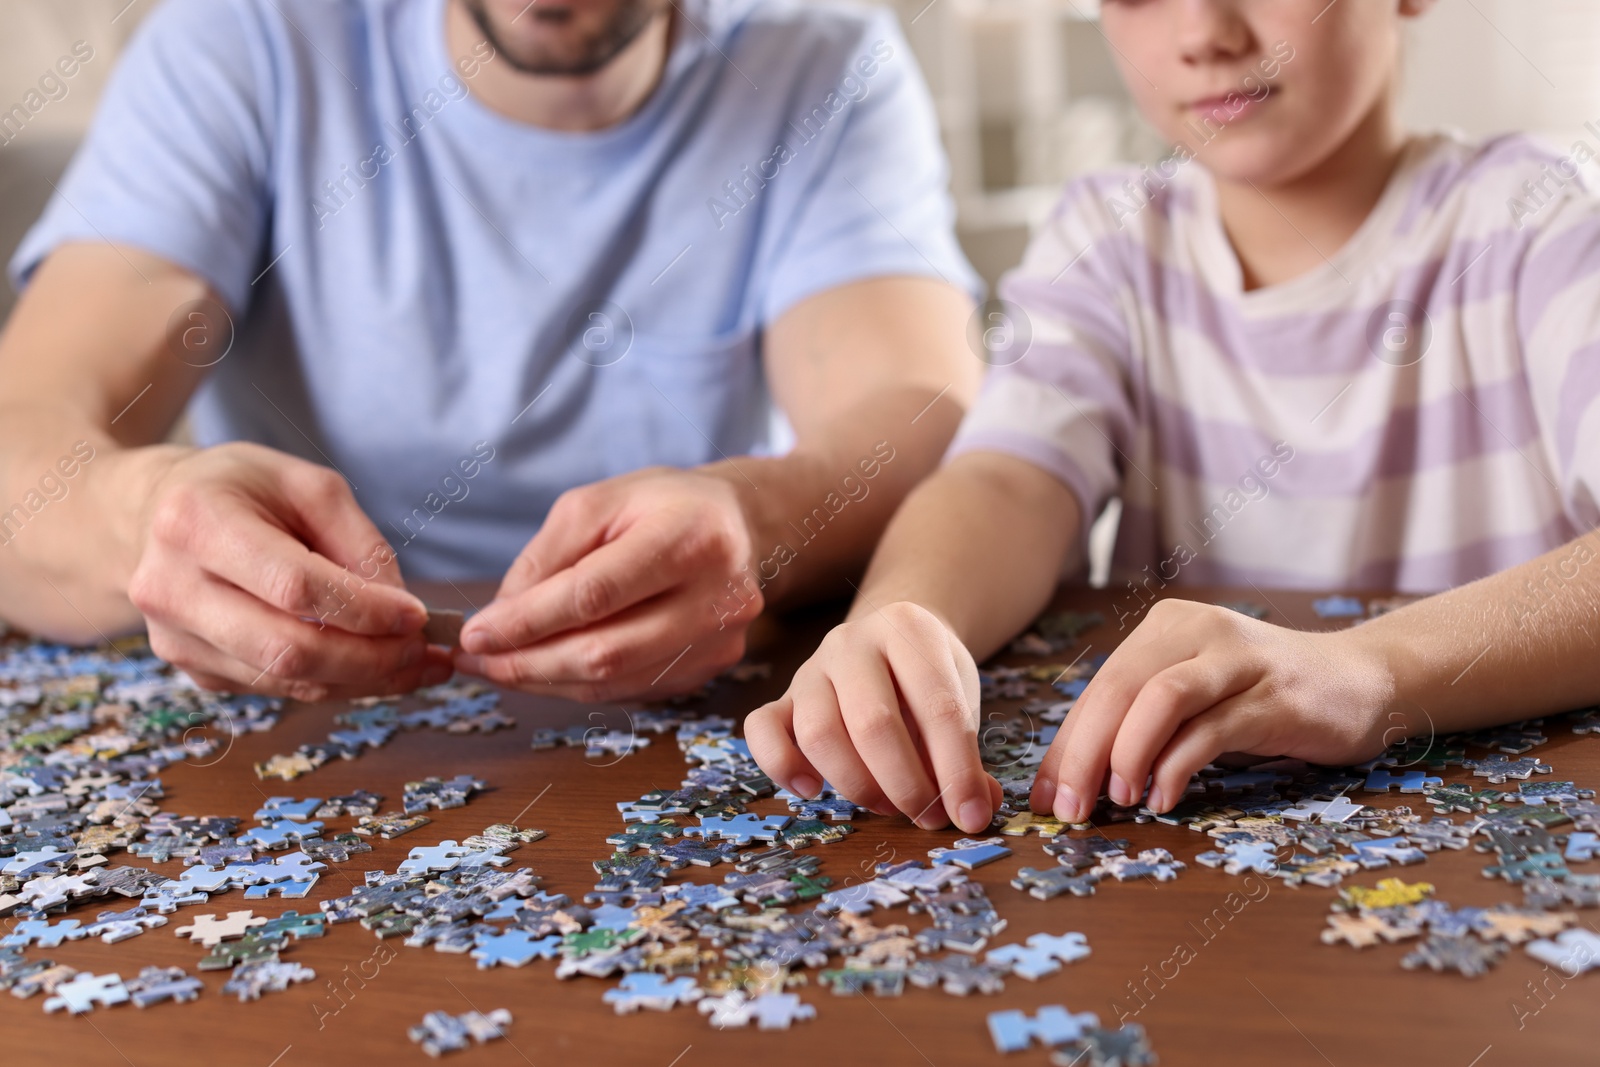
[1032,599,1396,822]
[745,602,1004,834]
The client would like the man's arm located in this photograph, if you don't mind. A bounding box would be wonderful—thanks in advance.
[455,275,983,699]
[0,243,441,698]
[710,275,983,610]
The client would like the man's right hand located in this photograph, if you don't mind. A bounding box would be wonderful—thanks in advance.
[126,441,449,701]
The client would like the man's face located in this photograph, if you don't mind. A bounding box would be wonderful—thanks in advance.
[459,0,669,76]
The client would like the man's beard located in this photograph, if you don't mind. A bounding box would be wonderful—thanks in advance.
[461,0,664,76]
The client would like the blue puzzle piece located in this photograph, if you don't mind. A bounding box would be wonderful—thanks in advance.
[987,1005,1101,1053]
[928,837,1013,870]
[602,973,702,1013]
[1313,595,1365,619]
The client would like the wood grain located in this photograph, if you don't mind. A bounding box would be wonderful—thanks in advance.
[1,583,1589,1066]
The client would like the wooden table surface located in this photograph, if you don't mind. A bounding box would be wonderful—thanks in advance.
[4,583,1592,1067]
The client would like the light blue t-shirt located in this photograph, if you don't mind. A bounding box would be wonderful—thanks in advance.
[11,0,977,578]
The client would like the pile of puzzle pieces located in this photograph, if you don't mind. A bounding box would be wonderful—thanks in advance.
[2,593,1600,1062]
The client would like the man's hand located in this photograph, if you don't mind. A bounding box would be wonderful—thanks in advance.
[1030,599,1394,822]
[127,442,448,701]
[744,602,1003,833]
[453,467,761,701]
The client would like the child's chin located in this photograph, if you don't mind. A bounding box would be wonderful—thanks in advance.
[1193,136,1321,189]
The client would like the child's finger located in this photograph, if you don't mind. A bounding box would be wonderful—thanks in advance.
[1144,698,1261,813]
[881,630,996,834]
[1037,640,1199,821]
[744,694,822,798]
[787,669,896,815]
[1107,657,1254,812]
[834,647,945,828]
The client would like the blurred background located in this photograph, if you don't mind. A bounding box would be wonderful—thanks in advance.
[3,0,1599,318]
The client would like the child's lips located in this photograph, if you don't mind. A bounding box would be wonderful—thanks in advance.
[1187,88,1276,123]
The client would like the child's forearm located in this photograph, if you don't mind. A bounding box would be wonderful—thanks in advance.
[845,451,1083,660]
[1347,528,1600,738]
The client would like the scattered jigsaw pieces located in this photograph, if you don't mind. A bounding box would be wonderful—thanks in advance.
[409,1008,513,1057]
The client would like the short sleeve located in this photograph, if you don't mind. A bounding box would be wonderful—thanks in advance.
[7,0,273,314]
[758,11,981,321]
[946,179,1138,553]
[1516,193,1600,529]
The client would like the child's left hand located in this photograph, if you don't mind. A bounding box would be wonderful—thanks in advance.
[1032,599,1398,822]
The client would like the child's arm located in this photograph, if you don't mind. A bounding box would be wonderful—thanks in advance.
[1034,529,1600,823]
[744,450,1083,833]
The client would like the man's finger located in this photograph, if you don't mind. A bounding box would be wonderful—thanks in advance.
[462,527,683,654]
[194,497,425,636]
[177,573,433,687]
[491,488,614,602]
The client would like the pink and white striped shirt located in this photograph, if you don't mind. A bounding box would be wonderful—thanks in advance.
[949,132,1600,593]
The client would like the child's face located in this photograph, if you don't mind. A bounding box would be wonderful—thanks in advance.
[1099,0,1427,185]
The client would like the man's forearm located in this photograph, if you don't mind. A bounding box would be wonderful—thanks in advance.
[703,383,966,613]
[846,451,1081,661]
[1348,528,1600,738]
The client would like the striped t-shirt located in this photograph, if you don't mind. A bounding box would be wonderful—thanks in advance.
[949,132,1600,594]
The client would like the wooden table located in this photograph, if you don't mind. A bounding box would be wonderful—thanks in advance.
[4,584,1592,1066]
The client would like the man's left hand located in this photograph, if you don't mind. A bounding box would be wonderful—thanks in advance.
[453,466,760,701]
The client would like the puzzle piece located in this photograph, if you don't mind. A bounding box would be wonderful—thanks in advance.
[221,959,316,1001]
[1094,848,1186,882]
[1525,928,1600,974]
[1195,841,1280,875]
[1363,769,1442,794]
[1312,595,1363,618]
[928,837,1013,870]
[174,911,267,947]
[252,797,323,822]
[409,1008,514,1058]
[998,812,1070,837]
[1464,755,1553,783]
[1338,878,1434,912]
[1565,832,1600,861]
[397,840,474,876]
[43,972,129,1014]
[683,814,792,846]
[1400,934,1506,978]
[1011,867,1100,900]
[1055,1024,1159,1067]
[602,972,703,1013]
[471,929,563,968]
[1,919,86,949]
[82,906,167,944]
[698,991,815,1030]
[985,931,1091,980]
[906,953,1007,995]
[1475,905,1577,945]
[1283,797,1366,824]
[1319,911,1421,949]
[125,966,203,1009]
[987,1004,1101,1052]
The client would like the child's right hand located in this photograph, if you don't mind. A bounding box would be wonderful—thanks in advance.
[744,602,1004,834]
